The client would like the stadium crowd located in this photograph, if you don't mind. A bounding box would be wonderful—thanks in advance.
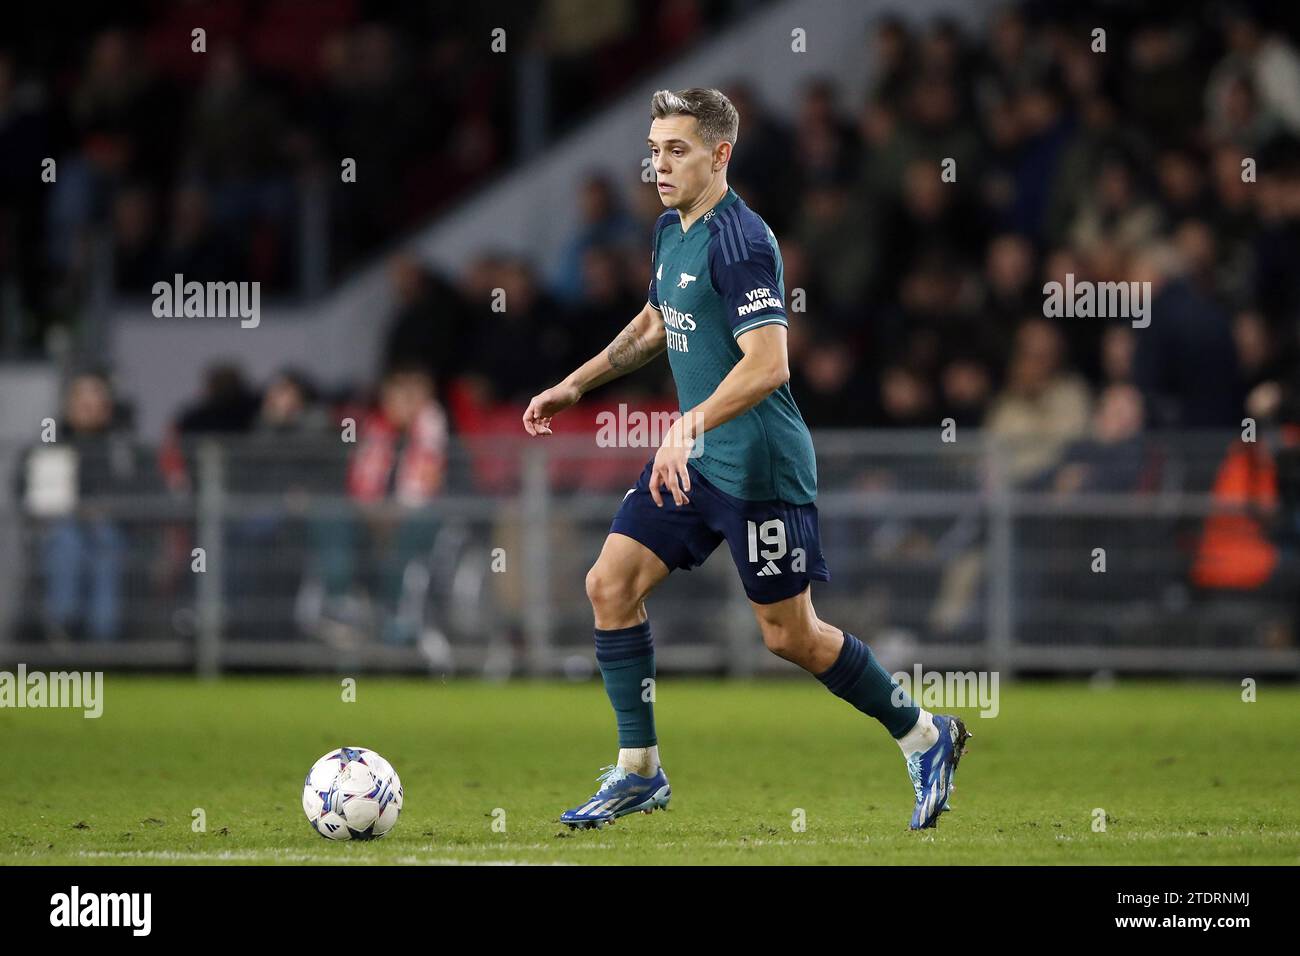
[9,3,1300,645]
[326,4,1300,454]
[0,0,726,346]
[8,3,1300,441]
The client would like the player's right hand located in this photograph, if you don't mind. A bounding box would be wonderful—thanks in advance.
[522,382,581,436]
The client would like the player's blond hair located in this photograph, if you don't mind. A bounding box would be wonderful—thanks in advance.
[650,88,739,148]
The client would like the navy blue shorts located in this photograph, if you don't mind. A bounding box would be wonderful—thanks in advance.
[610,458,831,604]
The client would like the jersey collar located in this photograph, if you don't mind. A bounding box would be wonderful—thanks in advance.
[681,186,739,234]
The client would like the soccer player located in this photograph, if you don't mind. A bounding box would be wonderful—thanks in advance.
[522,88,970,830]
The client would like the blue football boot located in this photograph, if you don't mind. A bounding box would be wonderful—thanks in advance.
[907,714,971,830]
[560,764,671,830]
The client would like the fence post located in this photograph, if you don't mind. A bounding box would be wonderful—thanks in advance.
[195,440,225,679]
[520,442,552,675]
[985,436,1015,680]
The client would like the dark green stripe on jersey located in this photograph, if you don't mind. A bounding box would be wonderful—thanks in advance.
[647,188,817,504]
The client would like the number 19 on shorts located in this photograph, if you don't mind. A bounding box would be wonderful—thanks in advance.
[746,519,787,562]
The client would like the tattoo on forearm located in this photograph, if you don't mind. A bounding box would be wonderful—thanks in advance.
[607,323,643,371]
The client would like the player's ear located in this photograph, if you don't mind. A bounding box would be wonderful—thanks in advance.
[714,141,732,170]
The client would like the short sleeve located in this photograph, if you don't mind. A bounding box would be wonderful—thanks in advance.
[647,251,660,310]
[647,215,671,311]
[709,227,787,339]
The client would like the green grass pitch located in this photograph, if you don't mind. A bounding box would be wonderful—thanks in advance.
[2,676,1297,865]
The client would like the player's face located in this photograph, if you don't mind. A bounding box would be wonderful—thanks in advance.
[648,116,719,209]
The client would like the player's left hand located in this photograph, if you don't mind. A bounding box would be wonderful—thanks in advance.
[649,421,693,507]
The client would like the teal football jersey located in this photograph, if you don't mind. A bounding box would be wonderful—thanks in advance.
[647,188,817,504]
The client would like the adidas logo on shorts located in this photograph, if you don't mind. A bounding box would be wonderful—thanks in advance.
[755,560,782,577]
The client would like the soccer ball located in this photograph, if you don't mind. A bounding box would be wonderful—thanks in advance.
[302,747,403,841]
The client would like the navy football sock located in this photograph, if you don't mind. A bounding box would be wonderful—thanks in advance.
[594,621,657,748]
[816,631,920,738]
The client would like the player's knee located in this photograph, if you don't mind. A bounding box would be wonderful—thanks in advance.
[585,563,639,617]
[758,617,804,661]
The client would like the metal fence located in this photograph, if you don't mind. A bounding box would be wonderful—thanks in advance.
[2,431,1297,677]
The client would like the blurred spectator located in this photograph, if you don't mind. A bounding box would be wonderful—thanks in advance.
[976,7,1048,103]
[919,17,969,80]
[794,78,859,188]
[223,368,333,640]
[153,360,263,616]
[906,71,983,194]
[868,16,915,103]
[1100,324,1136,385]
[1045,95,1151,246]
[182,44,294,286]
[795,178,875,316]
[1191,439,1281,592]
[984,319,1091,483]
[724,83,797,232]
[174,363,260,435]
[567,245,644,376]
[878,158,986,311]
[1154,148,1212,223]
[1207,7,1300,138]
[939,354,995,428]
[312,24,431,273]
[110,185,161,292]
[1234,309,1296,401]
[18,372,145,641]
[311,363,448,646]
[1048,384,1148,495]
[1069,151,1163,257]
[854,93,911,208]
[1209,143,1257,243]
[154,363,261,514]
[982,82,1066,240]
[256,368,328,437]
[541,0,637,133]
[48,29,176,277]
[1251,135,1300,320]
[1207,70,1278,149]
[1126,22,1204,148]
[551,174,639,305]
[789,338,870,428]
[984,233,1037,311]
[381,254,463,391]
[463,258,568,405]
[877,362,937,428]
[161,185,231,282]
[1131,247,1243,428]
[349,363,447,506]
[909,251,977,328]
[981,233,1039,350]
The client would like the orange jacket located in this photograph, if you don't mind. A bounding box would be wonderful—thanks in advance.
[1191,442,1278,589]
